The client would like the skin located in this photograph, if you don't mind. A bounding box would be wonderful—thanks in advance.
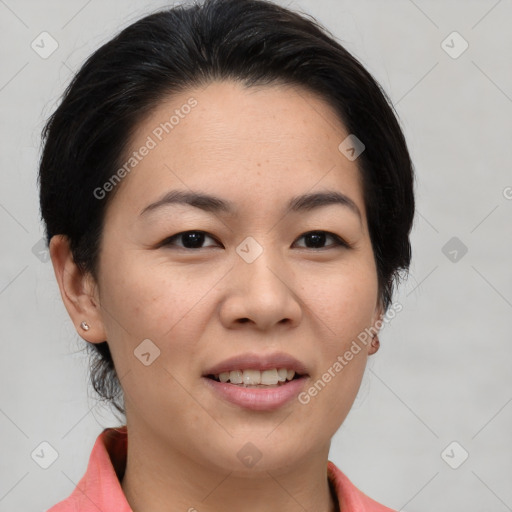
[50,80,383,512]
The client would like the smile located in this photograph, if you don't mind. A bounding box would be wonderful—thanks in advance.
[207,368,301,386]
[203,372,309,411]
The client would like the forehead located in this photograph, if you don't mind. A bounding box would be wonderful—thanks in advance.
[106,80,365,222]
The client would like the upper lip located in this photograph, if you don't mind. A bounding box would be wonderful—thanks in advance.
[203,351,309,376]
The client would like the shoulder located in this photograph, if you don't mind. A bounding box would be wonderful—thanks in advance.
[328,461,397,512]
[45,488,80,512]
[45,427,130,512]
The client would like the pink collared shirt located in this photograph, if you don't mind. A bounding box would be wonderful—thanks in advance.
[47,427,395,511]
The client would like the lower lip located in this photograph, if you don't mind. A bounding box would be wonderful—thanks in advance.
[202,376,308,411]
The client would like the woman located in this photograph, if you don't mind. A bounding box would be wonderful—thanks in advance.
[39,0,414,510]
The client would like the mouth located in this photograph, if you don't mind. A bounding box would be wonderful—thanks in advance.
[202,351,310,388]
[205,368,306,388]
[201,352,310,410]
[202,368,309,411]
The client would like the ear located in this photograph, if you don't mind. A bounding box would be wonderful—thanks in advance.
[367,300,384,356]
[49,234,107,344]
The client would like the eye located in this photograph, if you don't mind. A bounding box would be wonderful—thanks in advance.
[160,230,350,251]
[161,231,221,250]
[293,231,350,250]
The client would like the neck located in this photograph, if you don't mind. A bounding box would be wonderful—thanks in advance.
[121,423,339,512]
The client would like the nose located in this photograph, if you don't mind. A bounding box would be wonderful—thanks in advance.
[219,246,303,332]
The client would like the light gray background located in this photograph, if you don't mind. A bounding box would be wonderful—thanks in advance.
[1,0,511,511]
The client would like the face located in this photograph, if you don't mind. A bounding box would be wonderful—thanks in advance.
[87,80,382,472]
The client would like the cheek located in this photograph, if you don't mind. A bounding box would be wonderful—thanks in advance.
[304,256,379,340]
[97,254,223,379]
[96,258,210,415]
[297,258,377,415]
[99,255,203,336]
[296,276,375,437]
[315,276,375,382]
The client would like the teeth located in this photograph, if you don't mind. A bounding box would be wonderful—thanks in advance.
[219,372,230,383]
[243,369,261,385]
[229,370,243,384]
[213,368,299,385]
[261,369,278,385]
[277,368,288,382]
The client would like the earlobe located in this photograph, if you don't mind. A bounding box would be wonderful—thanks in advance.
[368,302,384,356]
[368,334,380,355]
[49,235,107,344]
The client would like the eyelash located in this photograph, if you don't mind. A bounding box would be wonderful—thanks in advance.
[160,230,350,251]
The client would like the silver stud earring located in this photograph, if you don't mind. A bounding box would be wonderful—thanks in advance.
[80,321,90,331]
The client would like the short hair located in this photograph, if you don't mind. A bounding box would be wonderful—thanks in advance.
[38,0,415,415]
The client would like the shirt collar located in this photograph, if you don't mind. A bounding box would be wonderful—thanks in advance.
[48,426,394,511]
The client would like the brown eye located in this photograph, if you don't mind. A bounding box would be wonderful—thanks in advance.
[293,231,349,250]
[160,230,349,251]
[161,231,220,249]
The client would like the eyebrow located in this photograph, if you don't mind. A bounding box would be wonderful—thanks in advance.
[139,189,362,220]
